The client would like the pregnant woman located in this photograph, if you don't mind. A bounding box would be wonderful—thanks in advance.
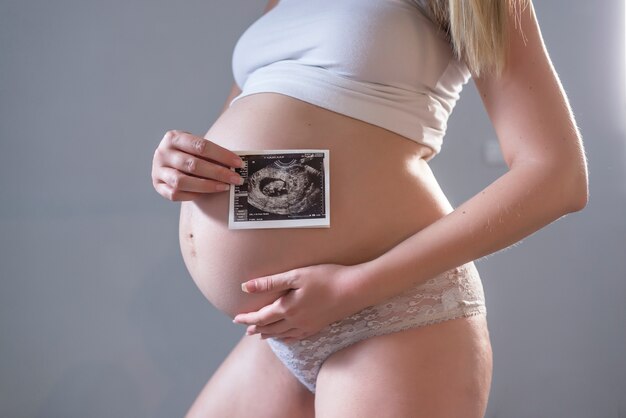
[151,0,588,416]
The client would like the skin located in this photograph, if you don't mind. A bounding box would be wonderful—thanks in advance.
[151,0,588,416]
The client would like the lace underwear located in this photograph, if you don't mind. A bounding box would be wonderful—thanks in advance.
[266,261,487,393]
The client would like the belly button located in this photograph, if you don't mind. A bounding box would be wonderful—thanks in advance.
[187,233,197,257]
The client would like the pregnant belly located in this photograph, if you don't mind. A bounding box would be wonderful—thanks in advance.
[179,92,455,318]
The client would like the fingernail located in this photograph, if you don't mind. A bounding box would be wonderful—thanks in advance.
[230,175,244,185]
[232,158,244,168]
[241,282,248,292]
[218,184,230,191]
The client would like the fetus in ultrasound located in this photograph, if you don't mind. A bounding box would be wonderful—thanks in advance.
[247,159,322,215]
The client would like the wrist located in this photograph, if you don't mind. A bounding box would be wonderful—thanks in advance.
[337,261,380,315]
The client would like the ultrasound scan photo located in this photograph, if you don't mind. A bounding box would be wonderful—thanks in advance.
[228,150,330,229]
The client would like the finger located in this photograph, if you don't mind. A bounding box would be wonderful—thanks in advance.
[161,130,243,169]
[154,181,205,201]
[263,330,302,342]
[248,320,292,336]
[234,298,286,326]
[158,166,233,194]
[243,272,296,293]
[157,148,244,186]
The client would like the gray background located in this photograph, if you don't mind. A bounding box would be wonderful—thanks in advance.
[1,0,624,417]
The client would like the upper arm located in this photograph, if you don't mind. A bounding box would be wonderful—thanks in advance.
[472,0,585,172]
[221,82,242,114]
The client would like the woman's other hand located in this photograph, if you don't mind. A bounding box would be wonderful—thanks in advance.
[151,130,245,201]
[232,263,368,343]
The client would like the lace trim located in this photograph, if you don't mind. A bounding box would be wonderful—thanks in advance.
[266,262,488,393]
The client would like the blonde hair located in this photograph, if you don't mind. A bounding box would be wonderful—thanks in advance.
[426,0,530,78]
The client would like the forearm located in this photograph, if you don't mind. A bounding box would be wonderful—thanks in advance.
[344,160,587,310]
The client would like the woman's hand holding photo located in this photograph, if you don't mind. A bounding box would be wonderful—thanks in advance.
[151,129,245,201]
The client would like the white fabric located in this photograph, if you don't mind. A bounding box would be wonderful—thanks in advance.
[229,0,472,161]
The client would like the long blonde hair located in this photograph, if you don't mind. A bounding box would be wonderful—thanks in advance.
[426,0,530,77]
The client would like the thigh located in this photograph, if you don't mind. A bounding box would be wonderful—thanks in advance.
[314,314,493,418]
[185,332,315,418]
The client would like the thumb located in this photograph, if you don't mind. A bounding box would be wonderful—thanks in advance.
[241,273,295,293]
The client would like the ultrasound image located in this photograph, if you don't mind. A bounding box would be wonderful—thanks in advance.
[231,152,327,224]
[248,162,322,215]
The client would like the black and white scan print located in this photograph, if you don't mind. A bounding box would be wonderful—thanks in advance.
[228,150,330,229]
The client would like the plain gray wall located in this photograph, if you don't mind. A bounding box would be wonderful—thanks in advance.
[1,1,624,417]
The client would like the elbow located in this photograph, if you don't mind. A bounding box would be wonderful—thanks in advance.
[567,187,588,212]
[563,160,589,213]
[521,155,589,214]
[514,144,589,214]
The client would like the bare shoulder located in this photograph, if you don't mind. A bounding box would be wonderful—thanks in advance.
[471,0,584,171]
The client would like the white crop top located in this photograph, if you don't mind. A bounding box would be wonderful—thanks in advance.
[229,0,472,161]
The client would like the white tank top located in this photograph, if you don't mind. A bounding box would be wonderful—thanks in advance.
[229,0,471,161]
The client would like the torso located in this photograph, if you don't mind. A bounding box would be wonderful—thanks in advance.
[179,92,455,318]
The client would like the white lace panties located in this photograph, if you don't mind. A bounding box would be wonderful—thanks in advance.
[266,261,487,393]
